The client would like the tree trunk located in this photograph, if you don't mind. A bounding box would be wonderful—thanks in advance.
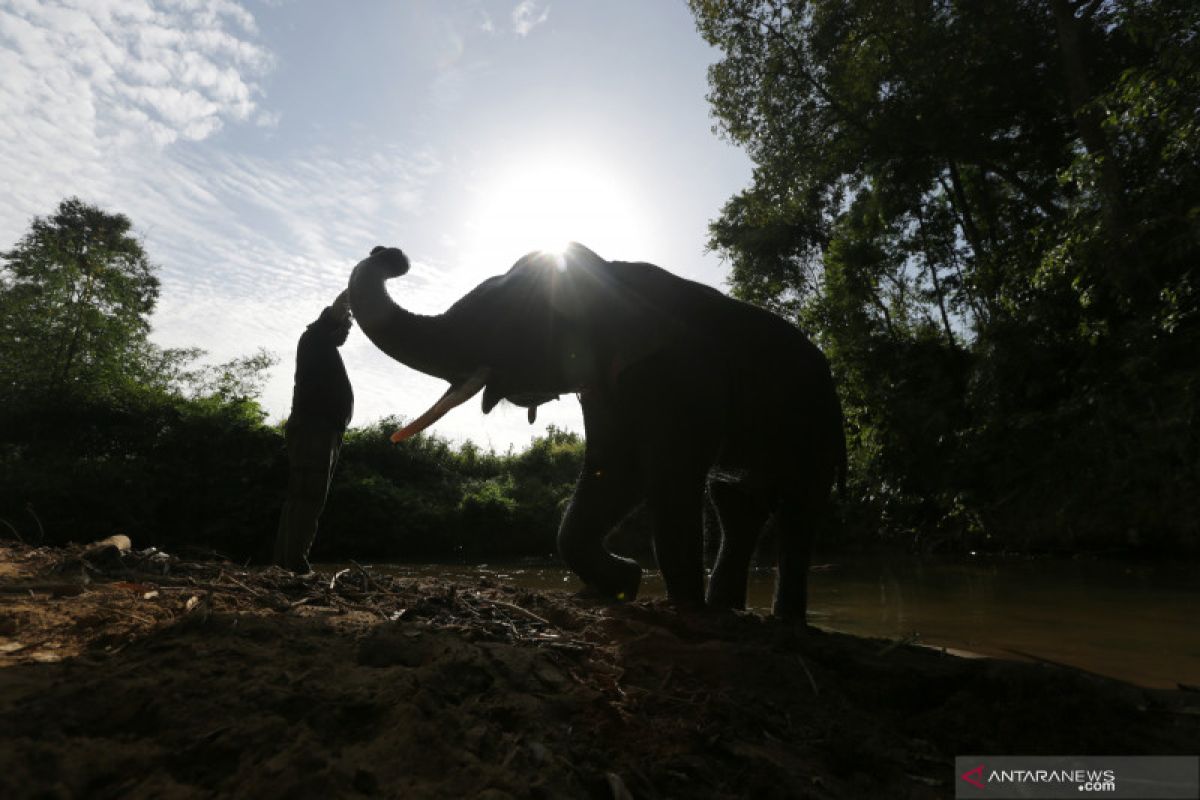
[1050,0,1145,298]
[50,251,96,394]
[915,207,956,346]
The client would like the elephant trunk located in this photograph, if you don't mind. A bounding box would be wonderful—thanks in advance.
[348,246,487,440]
[347,247,467,383]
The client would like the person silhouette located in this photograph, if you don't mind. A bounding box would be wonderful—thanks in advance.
[273,294,353,573]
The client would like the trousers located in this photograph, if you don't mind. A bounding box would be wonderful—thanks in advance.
[273,425,343,572]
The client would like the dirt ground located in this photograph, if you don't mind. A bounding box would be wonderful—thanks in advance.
[0,542,1196,799]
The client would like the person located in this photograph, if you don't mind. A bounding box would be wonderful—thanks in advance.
[273,294,354,573]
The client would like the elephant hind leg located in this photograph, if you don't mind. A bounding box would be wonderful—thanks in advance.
[644,469,709,611]
[773,491,828,622]
[706,481,769,611]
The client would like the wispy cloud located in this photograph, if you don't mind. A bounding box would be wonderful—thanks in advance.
[0,0,446,429]
[479,10,496,35]
[0,0,271,231]
[0,0,271,151]
[55,135,443,430]
[511,0,549,37]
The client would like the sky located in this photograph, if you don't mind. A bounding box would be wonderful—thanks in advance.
[0,0,753,451]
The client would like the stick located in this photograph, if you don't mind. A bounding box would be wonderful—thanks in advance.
[488,597,551,626]
[0,517,24,544]
[223,574,265,596]
[876,632,921,656]
[329,568,351,590]
[349,560,382,593]
[797,655,820,695]
[25,504,45,545]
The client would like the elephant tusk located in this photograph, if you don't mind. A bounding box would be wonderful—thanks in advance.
[391,367,491,443]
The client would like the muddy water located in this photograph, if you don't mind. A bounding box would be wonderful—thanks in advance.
[353,556,1200,689]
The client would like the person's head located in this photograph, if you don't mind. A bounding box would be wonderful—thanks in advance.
[315,305,353,346]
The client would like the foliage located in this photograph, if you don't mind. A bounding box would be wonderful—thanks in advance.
[148,346,281,404]
[0,386,285,555]
[0,199,285,555]
[691,0,1200,553]
[0,198,160,403]
[316,424,584,562]
[0,399,585,561]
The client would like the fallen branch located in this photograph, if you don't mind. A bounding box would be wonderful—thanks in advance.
[0,582,87,596]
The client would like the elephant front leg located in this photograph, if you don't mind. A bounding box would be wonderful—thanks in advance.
[558,461,643,602]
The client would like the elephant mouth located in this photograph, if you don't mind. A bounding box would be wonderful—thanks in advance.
[507,393,560,425]
[390,367,491,443]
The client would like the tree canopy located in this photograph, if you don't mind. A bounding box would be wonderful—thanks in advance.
[0,198,160,403]
[691,0,1199,552]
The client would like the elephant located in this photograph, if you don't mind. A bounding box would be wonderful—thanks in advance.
[347,242,845,619]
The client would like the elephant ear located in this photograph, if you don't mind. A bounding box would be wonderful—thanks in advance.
[549,243,680,383]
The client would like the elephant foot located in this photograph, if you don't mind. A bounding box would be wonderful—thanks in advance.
[573,585,636,605]
[575,556,641,604]
[664,598,710,618]
[561,551,648,606]
[703,601,749,622]
[704,593,748,613]
[771,610,810,630]
[275,556,313,575]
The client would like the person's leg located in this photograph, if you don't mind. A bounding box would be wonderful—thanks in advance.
[273,426,340,572]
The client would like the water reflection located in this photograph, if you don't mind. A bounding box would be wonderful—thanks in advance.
[799,557,1200,689]
[340,556,1200,689]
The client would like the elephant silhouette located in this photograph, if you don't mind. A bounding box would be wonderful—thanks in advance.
[348,242,845,619]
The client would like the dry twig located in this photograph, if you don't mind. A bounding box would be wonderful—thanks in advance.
[797,655,820,695]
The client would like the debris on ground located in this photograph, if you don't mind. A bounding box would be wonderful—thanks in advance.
[0,542,1196,799]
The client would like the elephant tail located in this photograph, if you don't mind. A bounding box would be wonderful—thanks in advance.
[830,386,848,499]
[835,427,848,499]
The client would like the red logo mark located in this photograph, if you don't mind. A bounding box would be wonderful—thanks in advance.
[961,764,986,789]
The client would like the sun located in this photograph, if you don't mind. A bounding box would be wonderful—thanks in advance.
[458,153,648,278]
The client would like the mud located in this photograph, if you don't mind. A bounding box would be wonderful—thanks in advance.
[0,542,1196,799]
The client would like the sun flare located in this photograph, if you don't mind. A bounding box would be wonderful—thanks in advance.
[458,153,647,280]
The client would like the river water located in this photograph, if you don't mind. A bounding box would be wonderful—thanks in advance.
[352,556,1200,689]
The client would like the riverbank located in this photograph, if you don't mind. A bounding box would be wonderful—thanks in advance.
[1,542,1197,799]
[361,554,1200,689]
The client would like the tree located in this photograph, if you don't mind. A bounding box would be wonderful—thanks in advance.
[0,198,159,402]
[691,0,1200,552]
